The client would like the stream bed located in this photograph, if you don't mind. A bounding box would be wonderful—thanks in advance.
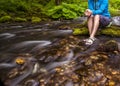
[0,20,120,86]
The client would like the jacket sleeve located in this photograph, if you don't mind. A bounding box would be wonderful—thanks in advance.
[88,0,94,10]
[92,0,108,15]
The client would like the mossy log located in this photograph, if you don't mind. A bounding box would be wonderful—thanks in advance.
[73,25,120,37]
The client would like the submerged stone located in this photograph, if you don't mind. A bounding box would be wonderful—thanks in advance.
[97,40,119,52]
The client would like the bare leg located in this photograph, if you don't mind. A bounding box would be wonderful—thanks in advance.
[90,15,100,38]
[84,15,100,45]
[87,16,94,35]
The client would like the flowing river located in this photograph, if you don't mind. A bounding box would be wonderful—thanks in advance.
[0,18,120,86]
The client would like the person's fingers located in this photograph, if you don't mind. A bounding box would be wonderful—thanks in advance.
[86,9,92,13]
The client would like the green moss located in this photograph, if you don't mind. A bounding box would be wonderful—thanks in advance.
[72,25,120,37]
[14,17,27,22]
[31,17,41,23]
[0,15,12,23]
[101,26,120,37]
[73,28,88,35]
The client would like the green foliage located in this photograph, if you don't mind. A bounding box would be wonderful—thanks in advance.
[0,0,44,16]
[0,10,7,16]
[0,0,28,12]
[109,8,120,16]
[45,0,56,9]
[46,2,87,19]
[0,15,12,23]
[0,0,120,22]
[109,0,120,16]
[62,0,86,4]
[0,0,45,22]
[109,0,120,10]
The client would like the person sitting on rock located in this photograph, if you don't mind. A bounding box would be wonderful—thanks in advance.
[84,0,111,45]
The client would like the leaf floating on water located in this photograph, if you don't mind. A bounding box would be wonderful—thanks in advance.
[15,58,25,65]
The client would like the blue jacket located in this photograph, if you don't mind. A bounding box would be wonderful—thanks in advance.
[88,0,111,18]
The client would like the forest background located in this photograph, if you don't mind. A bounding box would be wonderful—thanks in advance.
[0,0,120,23]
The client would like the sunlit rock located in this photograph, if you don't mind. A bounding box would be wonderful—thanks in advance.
[112,16,120,26]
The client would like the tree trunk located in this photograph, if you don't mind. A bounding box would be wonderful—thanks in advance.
[55,0,61,5]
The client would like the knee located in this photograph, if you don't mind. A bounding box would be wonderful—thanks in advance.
[87,15,94,20]
[94,15,100,20]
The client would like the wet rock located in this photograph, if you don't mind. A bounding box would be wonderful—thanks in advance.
[8,68,19,78]
[107,54,120,69]
[58,25,71,30]
[25,79,39,86]
[39,68,47,73]
[44,56,54,62]
[65,81,74,86]
[88,72,104,83]
[98,40,119,52]
[32,63,40,74]
[73,17,87,23]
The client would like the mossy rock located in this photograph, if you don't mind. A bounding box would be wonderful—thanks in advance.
[0,15,12,23]
[73,25,120,37]
[101,26,120,37]
[31,17,41,23]
[14,17,27,22]
[73,28,88,35]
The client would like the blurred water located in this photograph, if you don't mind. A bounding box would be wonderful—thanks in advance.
[0,20,120,86]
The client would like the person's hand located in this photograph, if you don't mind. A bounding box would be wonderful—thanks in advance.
[84,9,92,17]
